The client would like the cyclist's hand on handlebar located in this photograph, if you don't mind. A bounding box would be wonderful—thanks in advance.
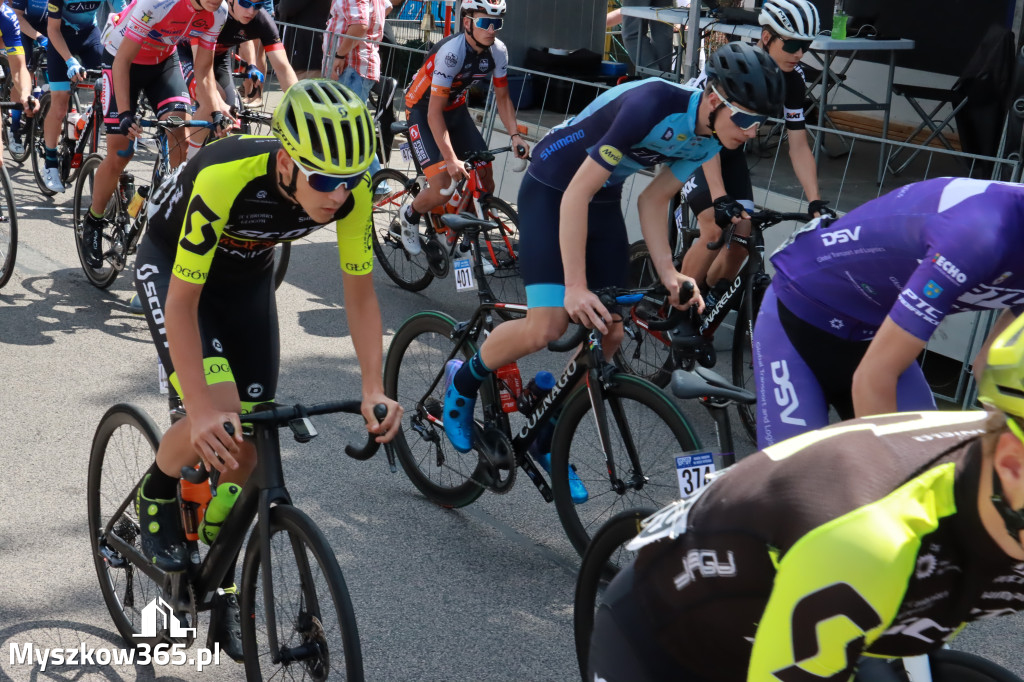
[808,199,836,219]
[663,271,705,313]
[445,158,470,183]
[190,409,243,474]
[245,64,264,84]
[512,137,530,159]
[212,106,236,137]
[362,392,403,444]
[116,111,141,139]
[564,285,613,335]
[712,194,748,229]
[22,95,39,117]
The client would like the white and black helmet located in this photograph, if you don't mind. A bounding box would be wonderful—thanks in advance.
[759,0,820,40]
[457,0,506,17]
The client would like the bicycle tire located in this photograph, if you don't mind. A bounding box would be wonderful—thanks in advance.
[239,504,364,681]
[29,93,60,195]
[273,242,290,289]
[731,277,767,444]
[550,374,701,556]
[477,196,525,320]
[370,168,434,292]
[383,311,488,508]
[6,108,32,165]
[87,403,180,649]
[0,164,17,288]
[72,153,120,288]
[573,507,653,682]
[926,649,1023,682]
[615,240,676,387]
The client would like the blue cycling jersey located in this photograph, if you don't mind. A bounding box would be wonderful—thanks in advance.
[8,0,49,35]
[527,78,720,193]
[770,177,1024,342]
[0,4,25,54]
[48,0,125,31]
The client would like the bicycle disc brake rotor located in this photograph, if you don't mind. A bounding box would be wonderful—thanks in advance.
[423,239,448,278]
[294,611,329,682]
[475,425,516,493]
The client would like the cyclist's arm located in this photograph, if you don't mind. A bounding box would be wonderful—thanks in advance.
[639,166,702,309]
[492,84,529,158]
[787,127,822,205]
[112,36,143,116]
[193,45,228,121]
[46,15,73,63]
[560,156,614,331]
[265,46,297,93]
[851,316,927,418]
[426,90,460,176]
[6,51,33,111]
[13,9,41,41]
[701,153,727,202]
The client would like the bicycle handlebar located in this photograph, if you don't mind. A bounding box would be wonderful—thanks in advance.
[179,402,388,487]
[439,144,530,197]
[707,209,812,252]
[548,282,694,353]
[116,116,227,158]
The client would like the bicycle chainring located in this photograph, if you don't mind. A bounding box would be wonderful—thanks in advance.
[424,239,449,278]
[475,425,516,494]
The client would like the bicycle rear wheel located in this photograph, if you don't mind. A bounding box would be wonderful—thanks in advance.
[239,504,364,681]
[383,311,489,508]
[615,241,676,387]
[573,508,652,682]
[72,153,121,288]
[550,374,700,556]
[370,168,434,291]
[0,164,17,288]
[86,403,178,648]
[477,196,525,319]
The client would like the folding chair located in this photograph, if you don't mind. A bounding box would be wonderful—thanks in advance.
[884,83,966,175]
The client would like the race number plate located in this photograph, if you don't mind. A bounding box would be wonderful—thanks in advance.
[399,141,412,162]
[453,257,476,292]
[675,452,716,498]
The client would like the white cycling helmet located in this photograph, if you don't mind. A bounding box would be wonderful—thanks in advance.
[759,0,820,40]
[457,0,506,17]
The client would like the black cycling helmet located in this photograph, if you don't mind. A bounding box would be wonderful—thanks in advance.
[704,42,786,118]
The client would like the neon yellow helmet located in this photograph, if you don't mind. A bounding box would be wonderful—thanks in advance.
[978,313,1024,419]
[272,79,375,176]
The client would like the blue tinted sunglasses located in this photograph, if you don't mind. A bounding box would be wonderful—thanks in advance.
[235,0,260,8]
[473,16,503,30]
[711,84,768,130]
[297,164,365,192]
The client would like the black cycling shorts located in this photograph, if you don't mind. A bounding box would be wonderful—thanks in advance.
[101,48,190,135]
[681,145,755,217]
[134,235,280,405]
[516,171,629,308]
[405,104,486,180]
[213,51,240,112]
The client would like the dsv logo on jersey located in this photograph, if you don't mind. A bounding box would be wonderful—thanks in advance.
[771,360,806,426]
[820,225,861,246]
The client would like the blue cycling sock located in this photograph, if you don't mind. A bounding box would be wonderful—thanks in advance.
[11,109,20,134]
[453,352,492,396]
[44,146,58,169]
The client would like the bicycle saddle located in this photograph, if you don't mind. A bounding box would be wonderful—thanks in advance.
[440,213,495,231]
[670,367,755,404]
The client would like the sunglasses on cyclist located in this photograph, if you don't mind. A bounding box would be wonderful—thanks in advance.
[710,84,768,130]
[296,164,365,192]
[780,37,812,53]
[473,16,503,31]
[234,0,261,8]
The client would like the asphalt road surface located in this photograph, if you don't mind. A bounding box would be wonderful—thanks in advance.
[1,145,1022,682]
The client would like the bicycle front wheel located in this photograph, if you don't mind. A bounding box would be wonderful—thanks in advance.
[550,375,700,556]
[477,196,525,319]
[73,153,120,288]
[370,168,434,291]
[86,403,174,648]
[0,164,17,289]
[383,311,488,508]
[615,241,676,387]
[573,508,652,682]
[239,504,363,681]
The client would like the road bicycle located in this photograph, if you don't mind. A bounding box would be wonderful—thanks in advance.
[0,43,48,164]
[28,69,104,196]
[383,212,704,556]
[572,506,1023,682]
[370,128,525,312]
[0,100,22,289]
[87,397,385,679]
[71,111,289,290]
[620,207,812,440]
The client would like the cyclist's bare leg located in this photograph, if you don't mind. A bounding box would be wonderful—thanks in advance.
[478,306,625,369]
[155,382,257,486]
[43,89,72,151]
[189,82,227,153]
[89,133,133,215]
[680,207,750,288]
[410,170,454,215]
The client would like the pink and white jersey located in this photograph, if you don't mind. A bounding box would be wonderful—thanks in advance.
[101,0,227,65]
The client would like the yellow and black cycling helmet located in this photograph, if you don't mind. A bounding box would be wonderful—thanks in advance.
[272,79,375,176]
[978,313,1024,421]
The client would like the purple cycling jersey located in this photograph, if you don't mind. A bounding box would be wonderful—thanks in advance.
[770,177,1024,342]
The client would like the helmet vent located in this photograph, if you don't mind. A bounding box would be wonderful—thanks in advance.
[305,113,324,162]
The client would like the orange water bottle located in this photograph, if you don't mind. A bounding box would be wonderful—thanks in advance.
[179,468,212,542]
[495,362,523,413]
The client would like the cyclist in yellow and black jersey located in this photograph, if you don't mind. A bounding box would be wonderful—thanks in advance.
[590,311,1024,681]
[131,80,401,660]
